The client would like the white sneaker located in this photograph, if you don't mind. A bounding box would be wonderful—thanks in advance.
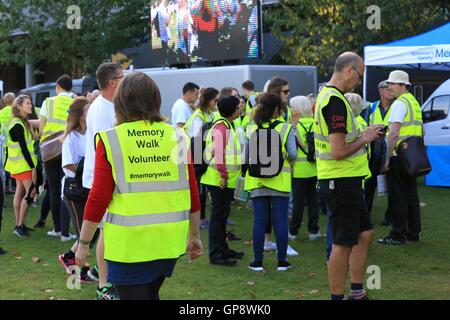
[286,245,299,256]
[288,232,298,240]
[309,231,321,241]
[263,241,277,251]
[47,230,61,237]
[61,234,77,242]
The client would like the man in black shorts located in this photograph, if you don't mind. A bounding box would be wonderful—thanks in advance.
[314,52,384,300]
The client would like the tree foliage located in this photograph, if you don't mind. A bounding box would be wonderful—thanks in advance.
[265,0,450,76]
[0,0,149,77]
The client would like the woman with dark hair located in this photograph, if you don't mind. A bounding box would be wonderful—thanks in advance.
[184,87,218,138]
[58,97,96,282]
[267,76,292,123]
[76,72,203,300]
[6,95,37,237]
[244,93,299,272]
[184,87,219,229]
[201,95,244,266]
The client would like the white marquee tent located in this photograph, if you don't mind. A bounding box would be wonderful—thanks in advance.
[363,22,450,97]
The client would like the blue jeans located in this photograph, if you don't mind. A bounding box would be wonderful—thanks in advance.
[252,196,289,263]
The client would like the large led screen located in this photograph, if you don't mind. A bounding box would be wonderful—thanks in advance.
[150,0,261,65]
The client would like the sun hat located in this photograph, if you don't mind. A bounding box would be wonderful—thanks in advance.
[386,70,411,86]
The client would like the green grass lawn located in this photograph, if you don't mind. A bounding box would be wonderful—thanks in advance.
[0,179,449,300]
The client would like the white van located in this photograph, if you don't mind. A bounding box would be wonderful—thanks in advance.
[421,78,450,145]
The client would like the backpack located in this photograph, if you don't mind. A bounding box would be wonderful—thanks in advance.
[248,120,284,178]
[297,122,316,162]
[190,119,218,178]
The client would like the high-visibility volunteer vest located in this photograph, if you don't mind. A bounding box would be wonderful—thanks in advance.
[314,87,368,180]
[356,115,368,130]
[41,95,73,141]
[98,120,191,263]
[5,117,37,175]
[394,92,423,148]
[201,117,242,189]
[245,120,292,193]
[184,109,214,135]
[234,113,250,130]
[245,92,259,114]
[293,117,317,179]
[355,115,371,179]
[0,106,13,133]
[276,105,292,123]
[369,101,392,126]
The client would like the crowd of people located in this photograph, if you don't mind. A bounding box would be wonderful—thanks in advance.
[0,51,425,300]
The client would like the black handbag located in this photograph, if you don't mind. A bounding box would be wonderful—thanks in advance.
[396,136,432,178]
[63,158,90,201]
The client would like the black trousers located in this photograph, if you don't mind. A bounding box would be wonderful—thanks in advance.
[39,190,51,221]
[115,277,165,300]
[208,186,234,260]
[364,173,392,222]
[290,177,319,235]
[197,177,208,220]
[387,156,421,241]
[44,159,63,232]
[0,176,4,233]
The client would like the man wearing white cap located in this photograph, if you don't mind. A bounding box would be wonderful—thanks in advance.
[378,70,423,245]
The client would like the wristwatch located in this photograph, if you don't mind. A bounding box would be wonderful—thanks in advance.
[78,239,90,246]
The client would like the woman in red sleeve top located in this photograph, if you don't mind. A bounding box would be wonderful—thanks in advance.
[75,72,203,300]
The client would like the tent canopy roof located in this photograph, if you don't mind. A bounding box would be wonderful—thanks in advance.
[364,23,450,70]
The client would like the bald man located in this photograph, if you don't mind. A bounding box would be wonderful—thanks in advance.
[314,52,384,300]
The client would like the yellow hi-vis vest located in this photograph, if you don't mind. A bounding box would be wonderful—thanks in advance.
[98,120,191,263]
[244,120,292,193]
[245,93,259,114]
[234,113,250,130]
[369,101,392,126]
[5,118,37,175]
[293,117,317,179]
[314,87,368,180]
[395,92,423,148]
[41,95,73,141]
[355,115,371,179]
[276,105,292,123]
[201,117,242,189]
[0,106,13,133]
[184,109,214,135]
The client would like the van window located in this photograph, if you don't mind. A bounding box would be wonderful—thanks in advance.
[422,95,449,123]
[35,92,50,108]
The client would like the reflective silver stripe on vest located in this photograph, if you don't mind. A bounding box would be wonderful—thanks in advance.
[399,97,423,127]
[105,128,189,194]
[105,210,190,227]
[282,166,292,173]
[317,147,366,160]
[42,130,62,137]
[279,123,289,141]
[47,99,67,125]
[8,155,25,161]
[8,142,31,149]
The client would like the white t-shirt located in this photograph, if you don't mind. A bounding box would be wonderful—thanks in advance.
[189,112,214,138]
[171,98,193,126]
[40,92,75,118]
[62,131,86,178]
[82,95,116,189]
[388,100,407,124]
